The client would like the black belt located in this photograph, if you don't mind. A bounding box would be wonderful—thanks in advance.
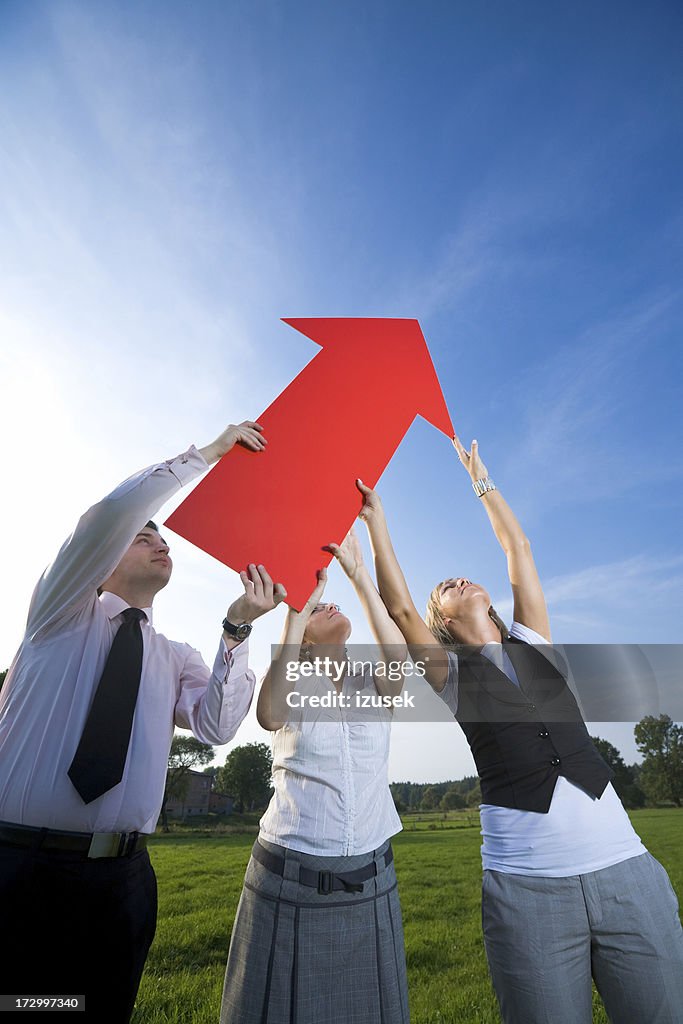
[252,840,394,894]
[0,821,148,859]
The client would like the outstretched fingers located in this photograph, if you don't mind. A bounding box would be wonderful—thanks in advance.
[452,432,469,463]
[305,567,328,611]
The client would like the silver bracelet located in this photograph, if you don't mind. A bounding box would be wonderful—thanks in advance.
[472,476,496,498]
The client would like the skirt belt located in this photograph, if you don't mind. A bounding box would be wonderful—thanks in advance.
[251,840,394,894]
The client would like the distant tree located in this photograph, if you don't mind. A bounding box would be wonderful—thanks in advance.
[215,742,273,812]
[391,782,419,809]
[390,783,404,809]
[590,736,646,809]
[0,669,7,693]
[392,795,406,814]
[420,785,442,810]
[466,782,482,808]
[458,776,480,795]
[408,783,426,808]
[441,788,466,811]
[388,777,485,812]
[634,715,683,807]
[160,736,215,831]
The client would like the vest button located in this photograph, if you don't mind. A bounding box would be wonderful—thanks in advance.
[551,757,561,766]
[538,730,549,738]
[527,704,536,712]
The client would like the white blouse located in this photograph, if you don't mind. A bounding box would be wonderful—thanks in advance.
[259,667,403,856]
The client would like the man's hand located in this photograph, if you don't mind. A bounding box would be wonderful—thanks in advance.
[199,421,267,465]
[325,528,365,581]
[355,478,384,526]
[226,564,286,626]
[452,432,489,482]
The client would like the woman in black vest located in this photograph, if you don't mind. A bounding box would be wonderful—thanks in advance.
[355,434,683,1024]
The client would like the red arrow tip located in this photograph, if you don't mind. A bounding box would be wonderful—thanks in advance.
[282,317,453,437]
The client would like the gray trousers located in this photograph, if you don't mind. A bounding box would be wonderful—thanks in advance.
[482,853,683,1024]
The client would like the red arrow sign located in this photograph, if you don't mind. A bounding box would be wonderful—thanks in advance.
[165,318,454,609]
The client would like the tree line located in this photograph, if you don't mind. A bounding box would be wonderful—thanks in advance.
[162,717,683,820]
[392,723,683,812]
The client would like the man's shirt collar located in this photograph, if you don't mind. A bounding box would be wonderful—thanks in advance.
[99,590,153,625]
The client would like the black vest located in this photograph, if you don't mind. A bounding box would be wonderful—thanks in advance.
[456,637,613,813]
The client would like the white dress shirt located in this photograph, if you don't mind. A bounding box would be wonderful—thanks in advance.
[259,667,403,856]
[437,622,645,875]
[0,446,256,835]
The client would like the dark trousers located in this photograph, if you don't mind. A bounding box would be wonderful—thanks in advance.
[0,841,157,1023]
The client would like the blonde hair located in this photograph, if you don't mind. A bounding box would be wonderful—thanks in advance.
[425,580,508,646]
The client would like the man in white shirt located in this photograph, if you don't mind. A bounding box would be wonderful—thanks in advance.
[0,421,286,1023]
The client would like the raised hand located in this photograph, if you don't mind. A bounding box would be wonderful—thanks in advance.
[227,564,287,624]
[200,421,267,464]
[296,567,328,618]
[282,568,329,635]
[452,432,489,481]
[355,478,384,526]
[325,527,364,581]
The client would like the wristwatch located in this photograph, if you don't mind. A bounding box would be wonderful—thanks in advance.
[222,618,252,641]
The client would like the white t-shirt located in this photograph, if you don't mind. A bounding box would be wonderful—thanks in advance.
[259,667,402,856]
[438,622,646,876]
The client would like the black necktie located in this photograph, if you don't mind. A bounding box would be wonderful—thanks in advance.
[68,607,146,804]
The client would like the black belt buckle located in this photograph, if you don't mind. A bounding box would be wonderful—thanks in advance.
[318,871,333,895]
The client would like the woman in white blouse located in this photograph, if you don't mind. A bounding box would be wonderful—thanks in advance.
[220,528,411,1024]
[356,434,683,1024]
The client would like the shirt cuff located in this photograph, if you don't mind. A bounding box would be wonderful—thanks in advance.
[213,636,250,685]
[167,445,209,488]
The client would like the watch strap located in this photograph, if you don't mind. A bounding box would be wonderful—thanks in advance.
[222,618,252,640]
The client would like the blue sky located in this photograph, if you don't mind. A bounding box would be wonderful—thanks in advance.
[2,0,681,780]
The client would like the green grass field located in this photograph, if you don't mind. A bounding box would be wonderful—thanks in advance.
[133,809,683,1023]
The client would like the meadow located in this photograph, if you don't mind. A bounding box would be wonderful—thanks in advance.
[133,809,683,1023]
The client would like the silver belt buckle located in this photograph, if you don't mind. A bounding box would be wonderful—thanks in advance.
[87,832,124,858]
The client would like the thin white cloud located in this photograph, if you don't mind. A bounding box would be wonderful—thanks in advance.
[544,555,683,606]
[494,552,683,641]
[509,290,679,482]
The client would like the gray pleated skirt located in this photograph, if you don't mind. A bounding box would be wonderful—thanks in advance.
[220,837,410,1024]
